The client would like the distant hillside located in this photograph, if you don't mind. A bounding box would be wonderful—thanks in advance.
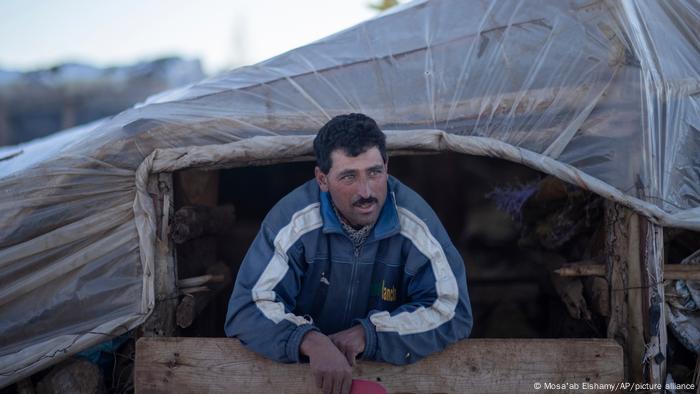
[0,57,204,146]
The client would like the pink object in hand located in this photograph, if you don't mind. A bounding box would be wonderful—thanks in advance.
[350,379,388,394]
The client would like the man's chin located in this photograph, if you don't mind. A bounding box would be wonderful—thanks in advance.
[349,213,378,228]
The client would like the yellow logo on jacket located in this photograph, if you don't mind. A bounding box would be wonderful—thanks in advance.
[381,280,397,302]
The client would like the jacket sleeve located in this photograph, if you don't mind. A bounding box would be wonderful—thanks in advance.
[354,208,473,365]
[224,214,319,363]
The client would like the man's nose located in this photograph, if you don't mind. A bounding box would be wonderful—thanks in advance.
[357,177,372,198]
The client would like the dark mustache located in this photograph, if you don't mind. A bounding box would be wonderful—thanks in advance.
[353,197,377,206]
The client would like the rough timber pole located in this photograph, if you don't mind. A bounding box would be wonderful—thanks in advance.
[141,173,178,337]
[638,216,667,386]
[605,201,666,385]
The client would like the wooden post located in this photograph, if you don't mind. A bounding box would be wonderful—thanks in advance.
[638,218,666,385]
[604,201,666,385]
[141,173,178,337]
[605,201,633,380]
[626,213,647,383]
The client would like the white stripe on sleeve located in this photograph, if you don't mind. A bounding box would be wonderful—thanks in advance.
[251,203,322,326]
[369,207,459,335]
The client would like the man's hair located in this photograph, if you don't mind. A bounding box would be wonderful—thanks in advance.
[313,113,387,174]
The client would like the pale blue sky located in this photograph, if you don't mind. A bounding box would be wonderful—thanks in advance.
[0,0,379,74]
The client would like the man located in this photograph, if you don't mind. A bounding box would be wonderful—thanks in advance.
[225,113,472,394]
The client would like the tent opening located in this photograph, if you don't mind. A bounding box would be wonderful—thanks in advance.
[170,152,615,340]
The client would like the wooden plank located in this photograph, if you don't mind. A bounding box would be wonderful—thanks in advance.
[555,263,700,280]
[140,173,179,337]
[665,264,700,280]
[554,261,605,277]
[135,337,623,394]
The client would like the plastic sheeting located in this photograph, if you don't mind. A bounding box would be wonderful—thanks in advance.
[1,0,699,387]
[665,249,700,354]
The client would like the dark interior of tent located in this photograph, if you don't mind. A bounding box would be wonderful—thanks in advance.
[169,152,700,382]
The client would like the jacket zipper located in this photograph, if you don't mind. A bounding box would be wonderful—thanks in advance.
[342,242,361,326]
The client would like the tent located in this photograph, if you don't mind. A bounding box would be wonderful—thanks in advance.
[1,0,699,386]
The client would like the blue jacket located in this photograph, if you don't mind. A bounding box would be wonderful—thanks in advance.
[225,176,472,365]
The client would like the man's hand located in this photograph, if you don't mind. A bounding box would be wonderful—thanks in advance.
[300,331,352,394]
[328,325,366,366]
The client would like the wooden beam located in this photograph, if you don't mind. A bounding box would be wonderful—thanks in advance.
[605,201,632,381]
[177,274,225,288]
[555,261,606,277]
[175,263,232,329]
[638,217,666,386]
[665,264,700,280]
[170,205,235,245]
[555,263,700,281]
[140,173,179,337]
[623,212,646,384]
[604,201,667,385]
[135,337,623,394]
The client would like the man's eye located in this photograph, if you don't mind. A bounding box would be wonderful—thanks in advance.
[341,174,355,181]
[369,169,382,176]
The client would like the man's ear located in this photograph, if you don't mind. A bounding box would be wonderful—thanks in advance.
[384,156,389,173]
[315,166,329,192]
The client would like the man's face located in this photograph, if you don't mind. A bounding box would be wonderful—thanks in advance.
[315,147,388,228]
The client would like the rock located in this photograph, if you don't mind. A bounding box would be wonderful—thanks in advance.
[36,359,105,394]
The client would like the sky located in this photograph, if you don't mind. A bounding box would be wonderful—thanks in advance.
[0,0,381,75]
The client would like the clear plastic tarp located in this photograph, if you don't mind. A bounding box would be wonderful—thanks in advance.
[1,0,699,386]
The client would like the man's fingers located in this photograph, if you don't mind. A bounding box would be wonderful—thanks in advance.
[307,335,355,393]
[332,371,343,394]
[341,375,352,394]
[315,371,323,390]
[339,369,352,394]
[322,373,333,394]
[344,349,355,366]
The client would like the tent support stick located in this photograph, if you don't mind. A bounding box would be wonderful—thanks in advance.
[639,215,667,386]
[140,172,178,337]
[605,201,666,385]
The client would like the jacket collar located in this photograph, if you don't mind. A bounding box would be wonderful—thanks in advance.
[320,179,400,241]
